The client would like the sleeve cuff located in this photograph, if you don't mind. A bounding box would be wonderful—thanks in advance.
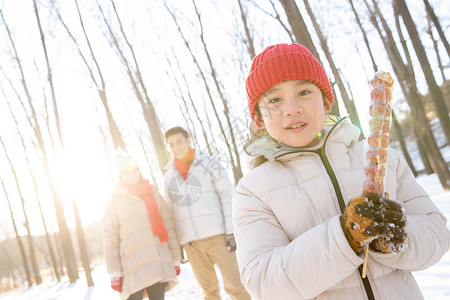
[109,271,123,279]
[329,215,364,266]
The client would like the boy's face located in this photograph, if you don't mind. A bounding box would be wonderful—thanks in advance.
[255,80,332,148]
[167,133,191,159]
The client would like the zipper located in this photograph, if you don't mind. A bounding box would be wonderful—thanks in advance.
[314,147,346,213]
[314,125,376,300]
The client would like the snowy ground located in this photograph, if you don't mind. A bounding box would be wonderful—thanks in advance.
[0,173,449,300]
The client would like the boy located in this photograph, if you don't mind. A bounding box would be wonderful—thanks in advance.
[232,43,450,299]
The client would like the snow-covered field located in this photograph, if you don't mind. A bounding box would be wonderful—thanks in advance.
[0,173,449,300]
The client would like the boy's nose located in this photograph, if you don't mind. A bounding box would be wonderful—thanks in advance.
[284,100,303,116]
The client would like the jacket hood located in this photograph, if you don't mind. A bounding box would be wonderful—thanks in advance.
[244,115,349,161]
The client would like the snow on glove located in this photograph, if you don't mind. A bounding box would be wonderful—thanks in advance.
[111,276,123,292]
[340,194,407,255]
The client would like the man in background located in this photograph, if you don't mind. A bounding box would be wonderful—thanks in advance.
[163,127,250,300]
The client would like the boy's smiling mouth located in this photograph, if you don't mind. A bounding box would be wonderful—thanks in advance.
[286,122,306,129]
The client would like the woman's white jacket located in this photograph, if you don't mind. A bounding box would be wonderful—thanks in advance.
[232,120,450,300]
[103,186,181,300]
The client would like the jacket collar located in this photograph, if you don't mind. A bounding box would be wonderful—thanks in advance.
[244,115,349,161]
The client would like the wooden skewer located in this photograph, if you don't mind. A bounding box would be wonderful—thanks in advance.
[362,245,369,278]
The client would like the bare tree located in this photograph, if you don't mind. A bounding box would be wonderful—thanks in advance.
[248,0,295,43]
[33,0,80,282]
[51,0,127,151]
[426,16,446,82]
[278,0,319,58]
[278,0,342,118]
[72,198,94,286]
[2,89,60,281]
[163,47,213,155]
[165,1,244,183]
[348,0,378,74]
[392,111,417,176]
[0,137,41,284]
[302,0,362,134]
[394,0,450,142]
[348,0,417,175]
[135,131,160,187]
[0,178,32,287]
[422,0,450,57]
[393,3,415,78]
[392,2,431,172]
[366,0,450,188]
[191,0,244,182]
[1,7,79,283]
[237,0,256,59]
[96,0,170,172]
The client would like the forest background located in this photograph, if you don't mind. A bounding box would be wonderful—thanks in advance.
[0,0,449,292]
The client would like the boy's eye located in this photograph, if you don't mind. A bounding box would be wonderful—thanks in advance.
[268,97,282,104]
[298,90,310,96]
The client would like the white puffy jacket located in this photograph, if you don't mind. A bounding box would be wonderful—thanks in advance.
[103,186,180,300]
[163,151,234,245]
[233,119,450,300]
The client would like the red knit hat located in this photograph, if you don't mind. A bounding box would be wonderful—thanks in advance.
[246,43,334,120]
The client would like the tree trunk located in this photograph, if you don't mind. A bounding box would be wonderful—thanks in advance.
[4,92,61,281]
[395,0,450,142]
[98,0,170,172]
[33,0,80,282]
[302,0,361,134]
[165,1,243,183]
[192,0,244,183]
[1,178,32,287]
[53,233,65,277]
[73,199,94,286]
[52,0,126,150]
[392,111,417,176]
[426,15,446,81]
[237,0,256,59]
[111,0,170,170]
[393,3,415,79]
[249,0,295,42]
[0,137,42,284]
[135,131,160,187]
[414,126,434,174]
[278,0,319,59]
[166,46,213,156]
[422,0,450,57]
[348,0,378,73]
[278,0,340,117]
[368,0,450,188]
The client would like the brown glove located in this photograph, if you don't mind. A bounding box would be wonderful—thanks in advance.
[340,194,406,255]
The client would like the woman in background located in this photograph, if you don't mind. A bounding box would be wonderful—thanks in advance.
[103,155,181,300]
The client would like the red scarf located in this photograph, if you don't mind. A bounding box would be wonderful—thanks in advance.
[173,147,195,180]
[121,179,168,243]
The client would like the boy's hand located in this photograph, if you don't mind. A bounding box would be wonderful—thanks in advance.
[226,234,237,252]
[111,276,123,292]
[340,194,406,255]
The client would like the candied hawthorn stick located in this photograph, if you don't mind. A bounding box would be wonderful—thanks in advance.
[361,71,394,278]
[363,71,394,196]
